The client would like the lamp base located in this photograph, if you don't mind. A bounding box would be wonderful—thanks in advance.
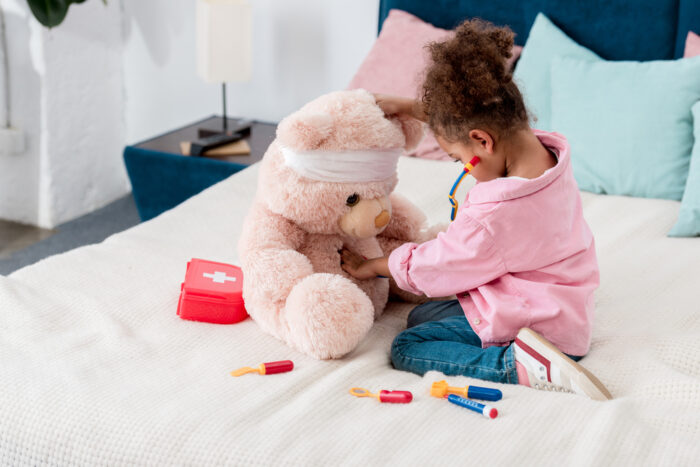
[197,117,253,138]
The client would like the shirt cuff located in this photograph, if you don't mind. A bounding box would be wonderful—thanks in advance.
[388,243,423,295]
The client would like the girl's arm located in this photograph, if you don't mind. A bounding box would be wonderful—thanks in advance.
[342,214,506,298]
[374,94,428,123]
[386,215,507,297]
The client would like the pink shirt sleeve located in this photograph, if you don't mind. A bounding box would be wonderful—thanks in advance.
[388,214,506,297]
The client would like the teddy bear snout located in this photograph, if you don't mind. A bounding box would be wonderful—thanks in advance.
[375,210,391,228]
[339,196,392,238]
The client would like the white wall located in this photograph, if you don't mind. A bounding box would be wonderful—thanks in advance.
[39,0,127,227]
[0,0,127,228]
[0,0,42,225]
[122,0,379,144]
[0,0,380,227]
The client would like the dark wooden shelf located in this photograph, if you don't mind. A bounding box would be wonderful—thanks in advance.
[135,115,277,165]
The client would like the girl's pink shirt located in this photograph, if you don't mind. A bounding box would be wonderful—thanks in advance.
[388,130,599,356]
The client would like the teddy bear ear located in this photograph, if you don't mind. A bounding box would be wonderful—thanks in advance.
[397,115,424,152]
[276,112,334,150]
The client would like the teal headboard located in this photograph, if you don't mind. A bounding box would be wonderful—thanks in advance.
[378,0,700,60]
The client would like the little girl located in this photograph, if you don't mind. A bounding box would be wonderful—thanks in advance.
[341,19,611,400]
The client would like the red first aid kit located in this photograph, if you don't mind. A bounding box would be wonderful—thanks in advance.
[177,258,248,324]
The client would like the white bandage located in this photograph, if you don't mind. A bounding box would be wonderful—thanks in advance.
[280,145,402,183]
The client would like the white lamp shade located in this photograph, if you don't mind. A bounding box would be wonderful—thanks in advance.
[196,0,252,83]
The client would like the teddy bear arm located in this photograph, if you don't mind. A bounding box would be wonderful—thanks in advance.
[243,248,314,305]
[244,205,307,250]
[240,208,314,304]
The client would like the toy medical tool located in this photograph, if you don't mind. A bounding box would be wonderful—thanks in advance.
[448,156,480,221]
[444,394,498,419]
[230,360,294,377]
[431,380,502,401]
[349,387,413,403]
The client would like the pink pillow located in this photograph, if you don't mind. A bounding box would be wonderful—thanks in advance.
[348,9,523,160]
[685,31,700,58]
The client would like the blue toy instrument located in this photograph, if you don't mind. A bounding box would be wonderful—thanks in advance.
[445,394,498,419]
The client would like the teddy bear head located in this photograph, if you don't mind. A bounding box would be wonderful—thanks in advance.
[257,89,423,238]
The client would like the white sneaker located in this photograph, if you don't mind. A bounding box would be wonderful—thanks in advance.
[513,328,612,401]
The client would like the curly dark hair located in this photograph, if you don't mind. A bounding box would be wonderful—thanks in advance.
[421,18,528,141]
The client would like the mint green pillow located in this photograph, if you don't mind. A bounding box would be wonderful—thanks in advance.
[550,55,700,200]
[513,13,599,131]
[670,101,700,236]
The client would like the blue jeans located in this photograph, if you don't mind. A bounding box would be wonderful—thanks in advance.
[390,300,582,384]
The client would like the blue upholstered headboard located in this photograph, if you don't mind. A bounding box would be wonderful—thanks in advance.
[378,0,700,60]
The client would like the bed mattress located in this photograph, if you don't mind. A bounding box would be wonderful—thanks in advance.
[2,156,699,465]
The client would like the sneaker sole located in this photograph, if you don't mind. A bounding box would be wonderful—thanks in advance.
[517,328,613,401]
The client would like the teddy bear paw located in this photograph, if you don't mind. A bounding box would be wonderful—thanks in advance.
[284,273,375,359]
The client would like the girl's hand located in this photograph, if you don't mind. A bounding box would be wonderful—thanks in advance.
[340,249,376,280]
[341,249,391,280]
[373,94,427,122]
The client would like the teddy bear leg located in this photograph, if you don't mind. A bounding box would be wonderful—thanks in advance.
[284,273,375,359]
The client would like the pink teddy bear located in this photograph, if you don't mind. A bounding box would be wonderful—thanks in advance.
[238,89,432,359]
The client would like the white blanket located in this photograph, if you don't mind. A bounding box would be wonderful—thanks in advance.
[2,157,700,465]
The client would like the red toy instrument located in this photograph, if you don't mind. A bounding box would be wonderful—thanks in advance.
[230,360,294,377]
[177,258,248,324]
[349,387,413,403]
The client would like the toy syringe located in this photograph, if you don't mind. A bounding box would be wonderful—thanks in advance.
[444,394,498,419]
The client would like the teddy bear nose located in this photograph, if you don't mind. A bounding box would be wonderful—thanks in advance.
[375,210,391,228]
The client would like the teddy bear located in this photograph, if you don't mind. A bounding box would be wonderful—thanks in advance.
[238,89,433,359]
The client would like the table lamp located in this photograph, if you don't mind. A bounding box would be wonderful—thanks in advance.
[196,0,252,142]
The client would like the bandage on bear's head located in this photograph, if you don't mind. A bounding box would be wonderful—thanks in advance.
[280,146,402,183]
[258,89,423,236]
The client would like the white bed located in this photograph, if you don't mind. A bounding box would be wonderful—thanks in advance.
[2,156,700,465]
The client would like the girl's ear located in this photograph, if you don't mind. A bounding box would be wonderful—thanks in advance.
[468,129,495,154]
[397,116,424,152]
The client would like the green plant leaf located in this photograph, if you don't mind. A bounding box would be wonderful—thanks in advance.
[26,0,99,28]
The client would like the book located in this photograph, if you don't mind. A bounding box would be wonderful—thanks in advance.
[180,139,251,157]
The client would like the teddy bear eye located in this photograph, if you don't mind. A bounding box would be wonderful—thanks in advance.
[346,193,360,206]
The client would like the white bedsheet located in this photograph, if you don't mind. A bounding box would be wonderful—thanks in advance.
[2,157,700,465]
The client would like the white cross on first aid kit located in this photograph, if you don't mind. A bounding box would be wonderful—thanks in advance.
[203,271,237,284]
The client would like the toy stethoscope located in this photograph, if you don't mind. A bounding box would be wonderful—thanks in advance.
[448,156,480,221]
